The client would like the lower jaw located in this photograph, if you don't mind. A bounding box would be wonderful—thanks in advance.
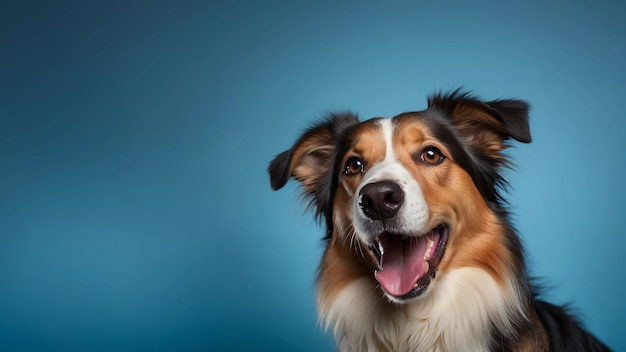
[382,274,433,302]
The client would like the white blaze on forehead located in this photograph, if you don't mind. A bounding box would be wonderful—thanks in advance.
[359,118,399,184]
[380,118,395,161]
[351,118,430,240]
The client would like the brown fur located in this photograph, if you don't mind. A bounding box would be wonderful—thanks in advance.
[269,91,609,351]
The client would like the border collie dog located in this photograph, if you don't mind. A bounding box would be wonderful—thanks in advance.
[268,90,609,351]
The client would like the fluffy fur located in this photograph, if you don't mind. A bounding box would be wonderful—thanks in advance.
[269,89,609,351]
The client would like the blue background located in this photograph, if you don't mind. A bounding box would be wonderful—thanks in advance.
[2,1,624,351]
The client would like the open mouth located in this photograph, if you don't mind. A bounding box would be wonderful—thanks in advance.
[369,224,449,300]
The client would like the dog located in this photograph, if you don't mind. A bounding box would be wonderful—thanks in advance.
[268,90,609,351]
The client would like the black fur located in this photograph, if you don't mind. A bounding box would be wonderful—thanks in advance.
[428,88,532,143]
[420,111,507,205]
[535,300,610,351]
[426,89,531,205]
[268,149,292,191]
[268,112,359,238]
[268,90,610,351]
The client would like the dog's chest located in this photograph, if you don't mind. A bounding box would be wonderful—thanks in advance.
[320,268,522,352]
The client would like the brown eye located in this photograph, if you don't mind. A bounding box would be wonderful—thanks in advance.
[420,147,445,165]
[344,157,365,176]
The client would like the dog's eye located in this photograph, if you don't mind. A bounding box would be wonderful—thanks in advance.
[344,157,365,176]
[420,147,445,165]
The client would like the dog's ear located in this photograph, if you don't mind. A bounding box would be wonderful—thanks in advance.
[429,90,531,157]
[268,113,359,219]
[428,90,531,204]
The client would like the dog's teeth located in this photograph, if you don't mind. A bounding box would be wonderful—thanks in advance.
[424,239,435,260]
[422,261,429,273]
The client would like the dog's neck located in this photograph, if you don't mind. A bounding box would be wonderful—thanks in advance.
[318,268,526,352]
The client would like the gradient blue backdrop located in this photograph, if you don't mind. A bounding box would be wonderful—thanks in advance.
[1,1,624,351]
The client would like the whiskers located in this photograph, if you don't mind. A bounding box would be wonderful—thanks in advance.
[344,225,367,260]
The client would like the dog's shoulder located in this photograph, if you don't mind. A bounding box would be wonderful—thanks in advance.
[532,300,610,351]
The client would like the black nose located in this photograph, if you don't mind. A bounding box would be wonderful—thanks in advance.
[358,181,404,221]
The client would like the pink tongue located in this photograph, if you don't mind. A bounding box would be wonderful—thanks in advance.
[374,234,437,297]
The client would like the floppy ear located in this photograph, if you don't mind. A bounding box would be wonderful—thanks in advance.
[268,113,359,220]
[428,90,531,158]
[428,90,532,204]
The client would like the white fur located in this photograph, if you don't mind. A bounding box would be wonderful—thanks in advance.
[352,119,430,243]
[380,118,395,161]
[319,268,526,352]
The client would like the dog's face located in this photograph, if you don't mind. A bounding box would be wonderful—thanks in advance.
[336,116,474,301]
[269,91,531,303]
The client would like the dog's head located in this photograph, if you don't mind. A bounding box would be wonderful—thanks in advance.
[269,90,531,303]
